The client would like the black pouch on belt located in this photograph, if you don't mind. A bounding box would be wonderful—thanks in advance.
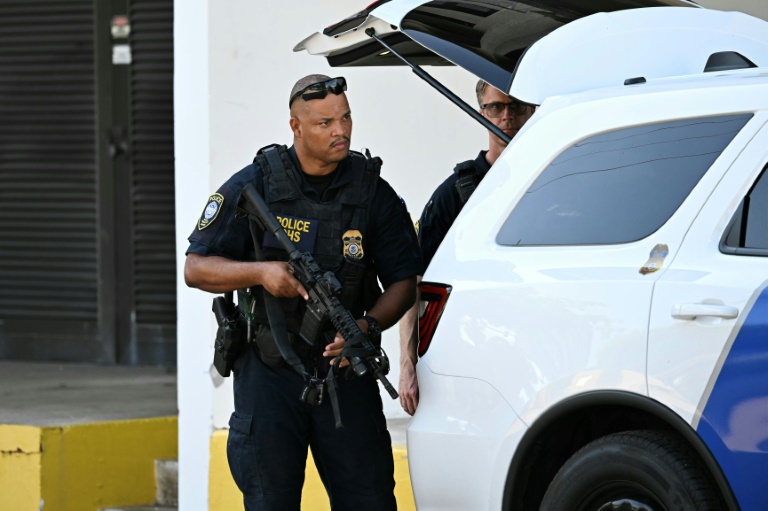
[253,324,287,368]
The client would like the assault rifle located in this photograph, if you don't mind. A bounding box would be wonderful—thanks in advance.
[238,183,398,400]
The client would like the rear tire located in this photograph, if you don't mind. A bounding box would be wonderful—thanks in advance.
[540,430,722,511]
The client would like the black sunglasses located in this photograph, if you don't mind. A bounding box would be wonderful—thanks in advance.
[289,77,347,106]
[481,101,532,118]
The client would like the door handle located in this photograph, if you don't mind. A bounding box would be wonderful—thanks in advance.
[671,303,739,320]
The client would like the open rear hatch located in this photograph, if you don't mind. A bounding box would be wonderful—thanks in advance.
[296,1,768,136]
[296,1,702,98]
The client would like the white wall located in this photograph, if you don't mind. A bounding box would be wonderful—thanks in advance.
[699,0,768,20]
[175,0,483,506]
[204,1,483,427]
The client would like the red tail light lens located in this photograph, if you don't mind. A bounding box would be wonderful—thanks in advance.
[417,282,451,357]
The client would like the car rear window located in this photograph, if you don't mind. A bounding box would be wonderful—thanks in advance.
[723,164,768,255]
[497,114,752,246]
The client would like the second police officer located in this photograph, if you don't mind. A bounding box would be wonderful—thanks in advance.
[399,80,535,415]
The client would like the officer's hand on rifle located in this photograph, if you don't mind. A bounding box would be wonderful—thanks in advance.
[259,262,309,300]
[324,335,350,368]
[323,318,368,368]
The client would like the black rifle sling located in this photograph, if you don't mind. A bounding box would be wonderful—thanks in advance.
[326,364,343,428]
[247,192,345,427]
[247,220,306,377]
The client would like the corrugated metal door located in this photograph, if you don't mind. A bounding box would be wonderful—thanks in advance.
[118,0,176,365]
[0,1,107,361]
[0,0,176,365]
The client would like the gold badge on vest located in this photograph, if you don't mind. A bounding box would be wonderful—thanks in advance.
[342,230,364,261]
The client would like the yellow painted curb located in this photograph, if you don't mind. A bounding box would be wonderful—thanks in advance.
[393,446,416,511]
[209,430,416,511]
[0,425,43,511]
[0,417,177,511]
[209,430,240,510]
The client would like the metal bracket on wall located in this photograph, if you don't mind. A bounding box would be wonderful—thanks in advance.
[108,125,130,158]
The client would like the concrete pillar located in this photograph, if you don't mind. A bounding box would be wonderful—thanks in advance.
[174,0,213,508]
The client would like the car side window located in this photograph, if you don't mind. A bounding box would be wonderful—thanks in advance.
[722,164,768,255]
[497,114,753,246]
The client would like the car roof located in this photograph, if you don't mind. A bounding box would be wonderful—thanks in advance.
[509,8,768,104]
[539,68,768,114]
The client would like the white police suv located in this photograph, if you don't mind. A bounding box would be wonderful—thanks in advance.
[298,1,768,509]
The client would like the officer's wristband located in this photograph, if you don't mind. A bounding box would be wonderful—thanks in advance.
[362,315,382,344]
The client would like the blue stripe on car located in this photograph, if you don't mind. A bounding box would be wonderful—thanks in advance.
[696,286,768,509]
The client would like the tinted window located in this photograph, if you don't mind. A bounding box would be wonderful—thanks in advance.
[497,114,752,246]
[723,164,768,254]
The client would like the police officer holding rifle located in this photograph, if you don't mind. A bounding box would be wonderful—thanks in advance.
[185,74,421,511]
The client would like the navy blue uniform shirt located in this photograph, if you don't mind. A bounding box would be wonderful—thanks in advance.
[417,150,491,269]
[187,146,423,289]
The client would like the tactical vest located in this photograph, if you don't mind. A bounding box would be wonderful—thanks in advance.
[453,159,480,204]
[249,145,383,342]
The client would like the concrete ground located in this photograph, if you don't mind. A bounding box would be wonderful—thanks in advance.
[0,361,178,426]
[0,360,408,435]
[0,361,411,510]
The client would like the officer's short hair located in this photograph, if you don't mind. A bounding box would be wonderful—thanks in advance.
[290,74,333,107]
[475,80,490,108]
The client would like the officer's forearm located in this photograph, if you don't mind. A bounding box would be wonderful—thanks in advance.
[366,277,417,331]
[184,253,266,293]
[399,276,422,367]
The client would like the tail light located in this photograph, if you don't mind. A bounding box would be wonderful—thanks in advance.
[417,282,451,357]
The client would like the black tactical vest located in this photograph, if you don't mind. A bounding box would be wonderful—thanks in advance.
[249,145,383,339]
[453,159,480,204]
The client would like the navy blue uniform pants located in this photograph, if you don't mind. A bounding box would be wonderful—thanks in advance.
[226,345,397,511]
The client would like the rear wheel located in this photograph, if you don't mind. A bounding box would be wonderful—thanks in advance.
[540,430,722,511]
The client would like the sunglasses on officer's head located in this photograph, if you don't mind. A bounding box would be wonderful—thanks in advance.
[289,77,347,107]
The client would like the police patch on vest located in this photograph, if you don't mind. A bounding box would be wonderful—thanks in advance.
[342,230,364,261]
[263,214,318,253]
[198,193,224,230]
